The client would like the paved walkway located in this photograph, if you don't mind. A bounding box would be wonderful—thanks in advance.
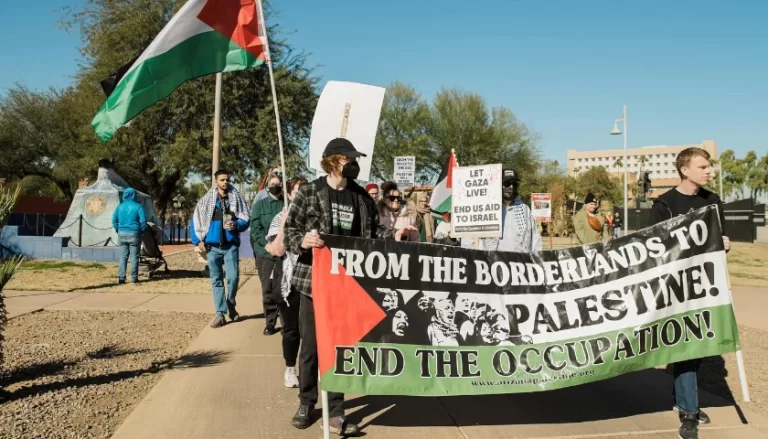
[5,282,768,438]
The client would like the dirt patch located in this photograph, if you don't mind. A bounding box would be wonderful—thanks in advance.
[0,310,215,439]
[5,250,256,294]
[696,325,768,417]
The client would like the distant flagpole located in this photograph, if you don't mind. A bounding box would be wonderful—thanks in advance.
[256,0,289,201]
[212,72,223,183]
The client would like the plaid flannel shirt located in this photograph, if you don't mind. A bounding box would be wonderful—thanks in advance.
[284,177,396,296]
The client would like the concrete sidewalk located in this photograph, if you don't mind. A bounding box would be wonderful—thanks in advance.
[108,283,768,439]
[5,282,768,438]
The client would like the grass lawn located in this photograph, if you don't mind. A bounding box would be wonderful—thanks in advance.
[724,242,768,288]
[5,250,255,294]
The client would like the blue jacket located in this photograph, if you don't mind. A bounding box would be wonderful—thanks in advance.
[112,188,147,234]
[190,199,249,246]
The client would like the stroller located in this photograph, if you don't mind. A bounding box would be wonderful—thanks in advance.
[139,222,169,278]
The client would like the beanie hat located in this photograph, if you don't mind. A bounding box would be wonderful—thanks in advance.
[365,183,379,192]
[584,193,599,205]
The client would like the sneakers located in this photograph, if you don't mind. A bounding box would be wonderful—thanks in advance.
[323,416,362,437]
[673,406,710,424]
[678,412,699,439]
[284,367,299,388]
[263,325,277,336]
[210,314,226,328]
[118,279,125,285]
[227,302,239,322]
[291,405,313,429]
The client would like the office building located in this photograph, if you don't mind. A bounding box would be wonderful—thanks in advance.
[567,141,719,200]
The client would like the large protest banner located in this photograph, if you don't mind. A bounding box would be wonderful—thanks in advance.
[311,205,740,396]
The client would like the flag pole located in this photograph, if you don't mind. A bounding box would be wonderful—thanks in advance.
[256,4,324,435]
[715,204,750,402]
[212,72,223,182]
[256,0,289,201]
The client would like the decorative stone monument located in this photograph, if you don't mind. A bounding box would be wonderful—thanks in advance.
[54,159,159,246]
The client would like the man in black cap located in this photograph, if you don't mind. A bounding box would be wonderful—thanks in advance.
[461,168,542,253]
[283,137,415,436]
[573,192,606,244]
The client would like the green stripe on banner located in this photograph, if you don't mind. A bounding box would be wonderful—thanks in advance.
[320,305,739,396]
[92,30,264,142]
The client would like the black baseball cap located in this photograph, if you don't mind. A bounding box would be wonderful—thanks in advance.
[502,169,520,185]
[322,138,367,158]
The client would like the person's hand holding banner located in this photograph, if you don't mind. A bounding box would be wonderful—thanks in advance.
[723,236,731,252]
[302,230,324,249]
[395,225,417,241]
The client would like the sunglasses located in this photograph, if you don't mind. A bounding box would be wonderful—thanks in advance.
[386,196,402,202]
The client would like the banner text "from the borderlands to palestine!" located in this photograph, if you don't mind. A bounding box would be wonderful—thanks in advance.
[310,205,739,396]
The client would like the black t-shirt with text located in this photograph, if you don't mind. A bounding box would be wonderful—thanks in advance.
[328,184,362,237]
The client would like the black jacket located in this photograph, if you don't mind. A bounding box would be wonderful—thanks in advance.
[648,187,726,234]
[283,177,395,296]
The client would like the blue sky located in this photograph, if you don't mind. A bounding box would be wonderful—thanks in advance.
[1,0,766,163]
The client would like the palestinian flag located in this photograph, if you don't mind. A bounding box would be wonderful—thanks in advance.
[428,150,458,222]
[91,0,268,142]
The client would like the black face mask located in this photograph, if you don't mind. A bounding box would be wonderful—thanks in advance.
[268,186,282,197]
[341,161,361,179]
[502,187,515,201]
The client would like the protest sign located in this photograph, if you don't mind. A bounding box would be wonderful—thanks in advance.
[311,205,740,396]
[394,156,416,187]
[451,164,503,238]
[308,81,386,181]
[531,193,552,223]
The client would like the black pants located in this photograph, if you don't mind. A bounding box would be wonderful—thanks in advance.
[299,294,345,417]
[278,289,301,367]
[256,256,282,328]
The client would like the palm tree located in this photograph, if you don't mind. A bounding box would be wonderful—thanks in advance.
[613,158,623,180]
[638,154,648,174]
[573,166,581,176]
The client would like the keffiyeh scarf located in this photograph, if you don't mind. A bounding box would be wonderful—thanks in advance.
[193,186,250,243]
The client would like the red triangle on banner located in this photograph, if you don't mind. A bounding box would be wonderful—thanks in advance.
[312,247,386,376]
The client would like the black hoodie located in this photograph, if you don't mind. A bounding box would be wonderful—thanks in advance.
[648,187,726,234]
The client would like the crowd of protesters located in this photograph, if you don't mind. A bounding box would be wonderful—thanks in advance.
[184,143,725,439]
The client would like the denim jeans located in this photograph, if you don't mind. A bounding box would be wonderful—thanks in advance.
[673,359,701,415]
[206,244,240,316]
[118,232,142,282]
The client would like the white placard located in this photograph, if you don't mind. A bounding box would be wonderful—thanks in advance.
[393,156,416,186]
[308,81,386,181]
[451,164,503,238]
[531,193,552,223]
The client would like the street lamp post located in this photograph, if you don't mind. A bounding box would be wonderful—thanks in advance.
[611,105,628,234]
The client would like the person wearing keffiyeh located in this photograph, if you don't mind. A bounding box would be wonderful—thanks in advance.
[190,169,250,329]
